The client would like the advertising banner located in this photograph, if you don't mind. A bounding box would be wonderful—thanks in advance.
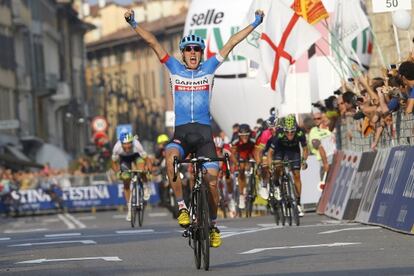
[387,146,414,233]
[317,151,344,215]
[355,148,391,223]
[0,184,126,213]
[325,151,361,220]
[369,146,414,234]
[342,151,377,220]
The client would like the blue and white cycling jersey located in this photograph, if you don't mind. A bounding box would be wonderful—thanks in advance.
[161,54,224,126]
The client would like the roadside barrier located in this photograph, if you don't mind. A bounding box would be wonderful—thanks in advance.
[317,147,414,235]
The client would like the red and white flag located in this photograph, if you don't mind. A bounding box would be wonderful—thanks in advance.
[261,1,321,94]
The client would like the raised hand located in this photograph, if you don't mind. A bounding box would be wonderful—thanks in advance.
[124,9,137,28]
[251,9,265,28]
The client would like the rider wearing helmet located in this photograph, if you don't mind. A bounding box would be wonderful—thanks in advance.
[230,124,259,209]
[124,7,265,248]
[267,114,309,217]
[112,131,151,221]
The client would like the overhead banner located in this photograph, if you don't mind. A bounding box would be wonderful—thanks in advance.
[325,151,361,220]
[343,151,377,220]
[355,148,391,223]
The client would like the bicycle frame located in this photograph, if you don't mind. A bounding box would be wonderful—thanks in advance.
[173,154,230,271]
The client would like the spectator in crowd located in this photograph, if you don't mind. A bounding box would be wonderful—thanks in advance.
[398,61,414,114]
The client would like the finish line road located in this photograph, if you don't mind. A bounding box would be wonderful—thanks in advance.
[1,209,413,275]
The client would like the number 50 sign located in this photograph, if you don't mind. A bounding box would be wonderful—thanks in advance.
[372,0,412,13]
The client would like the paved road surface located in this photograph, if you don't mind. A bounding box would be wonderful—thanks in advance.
[1,208,413,275]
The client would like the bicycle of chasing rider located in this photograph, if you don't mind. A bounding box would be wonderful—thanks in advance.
[122,165,149,228]
[269,160,301,226]
[173,153,230,271]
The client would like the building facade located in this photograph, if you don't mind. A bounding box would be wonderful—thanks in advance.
[0,0,92,164]
[84,0,188,142]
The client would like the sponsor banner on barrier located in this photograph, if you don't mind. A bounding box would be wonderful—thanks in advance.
[355,148,391,223]
[325,151,361,220]
[317,151,344,215]
[0,184,127,213]
[342,151,377,221]
[301,156,322,205]
[370,146,414,233]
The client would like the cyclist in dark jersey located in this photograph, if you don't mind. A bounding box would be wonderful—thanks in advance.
[267,114,309,216]
[124,8,265,248]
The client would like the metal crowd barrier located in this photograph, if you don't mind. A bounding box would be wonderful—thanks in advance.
[338,111,414,151]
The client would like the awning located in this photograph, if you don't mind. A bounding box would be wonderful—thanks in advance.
[0,153,43,169]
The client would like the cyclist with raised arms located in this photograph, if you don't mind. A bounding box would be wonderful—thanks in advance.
[124,8,264,247]
[266,114,309,217]
[112,132,151,221]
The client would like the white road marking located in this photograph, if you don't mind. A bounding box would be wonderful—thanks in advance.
[77,216,96,220]
[115,229,154,234]
[148,212,168,217]
[44,233,82,238]
[9,240,96,247]
[240,242,362,254]
[257,223,279,227]
[64,214,86,229]
[43,218,60,223]
[16,256,122,264]
[58,214,75,229]
[318,226,381,234]
[4,228,48,234]
[112,214,126,219]
[0,237,11,241]
[222,226,282,239]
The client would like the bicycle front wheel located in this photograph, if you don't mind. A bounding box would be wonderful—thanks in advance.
[137,184,145,227]
[131,183,138,228]
[200,183,210,271]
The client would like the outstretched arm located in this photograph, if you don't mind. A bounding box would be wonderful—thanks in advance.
[219,10,264,59]
[124,9,167,60]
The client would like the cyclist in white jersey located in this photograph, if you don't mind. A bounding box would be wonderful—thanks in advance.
[112,132,151,221]
[124,8,264,248]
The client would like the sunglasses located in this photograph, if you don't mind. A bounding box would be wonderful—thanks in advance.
[184,45,202,52]
[313,117,322,120]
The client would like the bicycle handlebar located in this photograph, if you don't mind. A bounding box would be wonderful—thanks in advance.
[173,153,231,181]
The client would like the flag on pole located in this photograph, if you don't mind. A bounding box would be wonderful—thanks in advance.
[333,0,370,46]
[292,0,329,25]
[350,28,373,71]
[260,1,321,93]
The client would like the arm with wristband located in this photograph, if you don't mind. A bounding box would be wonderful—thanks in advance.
[124,9,167,60]
[219,10,264,59]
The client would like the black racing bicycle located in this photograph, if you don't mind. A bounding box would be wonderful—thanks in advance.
[122,165,149,228]
[173,154,230,271]
[243,159,257,218]
[270,160,301,226]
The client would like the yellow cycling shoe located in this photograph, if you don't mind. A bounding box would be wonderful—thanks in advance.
[210,227,222,248]
[177,208,190,228]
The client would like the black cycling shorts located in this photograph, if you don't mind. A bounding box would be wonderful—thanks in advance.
[166,123,217,160]
[119,152,142,169]
[274,147,301,170]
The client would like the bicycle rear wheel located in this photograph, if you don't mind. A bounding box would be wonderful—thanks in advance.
[200,183,210,271]
[131,183,138,228]
[137,184,145,227]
